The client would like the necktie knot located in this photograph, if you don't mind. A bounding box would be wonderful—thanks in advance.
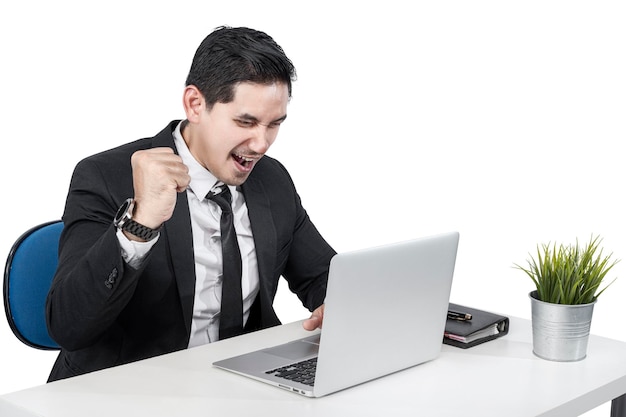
[206,183,232,213]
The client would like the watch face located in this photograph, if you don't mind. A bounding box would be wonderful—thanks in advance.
[114,198,134,226]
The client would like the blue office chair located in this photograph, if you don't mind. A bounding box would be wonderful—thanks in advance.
[3,220,62,350]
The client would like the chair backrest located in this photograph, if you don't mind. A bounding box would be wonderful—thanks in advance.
[4,221,63,350]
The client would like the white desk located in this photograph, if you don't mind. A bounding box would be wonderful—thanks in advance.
[2,317,626,417]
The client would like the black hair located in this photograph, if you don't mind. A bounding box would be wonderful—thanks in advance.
[185,26,296,109]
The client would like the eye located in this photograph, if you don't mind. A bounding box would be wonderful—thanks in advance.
[235,119,256,128]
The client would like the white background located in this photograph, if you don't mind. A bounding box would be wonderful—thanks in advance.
[1,1,624,415]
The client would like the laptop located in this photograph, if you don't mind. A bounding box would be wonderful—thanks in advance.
[213,231,459,397]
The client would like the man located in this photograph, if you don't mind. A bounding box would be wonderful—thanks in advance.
[45,26,335,382]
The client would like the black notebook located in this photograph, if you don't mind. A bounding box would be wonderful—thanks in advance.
[443,303,509,349]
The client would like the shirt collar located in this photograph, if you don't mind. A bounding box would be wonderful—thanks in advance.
[172,121,238,202]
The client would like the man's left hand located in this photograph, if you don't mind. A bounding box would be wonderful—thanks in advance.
[302,304,324,331]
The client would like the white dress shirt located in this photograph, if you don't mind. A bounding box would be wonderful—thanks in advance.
[117,121,260,348]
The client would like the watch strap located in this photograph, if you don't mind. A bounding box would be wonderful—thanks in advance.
[121,219,160,241]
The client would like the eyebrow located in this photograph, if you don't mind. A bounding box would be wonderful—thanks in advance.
[237,113,288,125]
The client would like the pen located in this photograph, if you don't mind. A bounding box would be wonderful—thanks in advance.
[447,310,472,321]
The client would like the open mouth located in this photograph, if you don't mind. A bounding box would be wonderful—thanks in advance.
[232,153,255,171]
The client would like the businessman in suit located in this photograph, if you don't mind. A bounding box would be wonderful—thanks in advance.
[46,26,335,382]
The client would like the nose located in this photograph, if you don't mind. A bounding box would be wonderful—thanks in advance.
[248,126,275,154]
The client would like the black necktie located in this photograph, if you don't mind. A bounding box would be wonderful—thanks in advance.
[207,184,244,340]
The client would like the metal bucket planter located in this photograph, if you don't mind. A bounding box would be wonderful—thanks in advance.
[529,290,596,362]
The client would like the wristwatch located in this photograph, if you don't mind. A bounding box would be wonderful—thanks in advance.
[113,198,161,241]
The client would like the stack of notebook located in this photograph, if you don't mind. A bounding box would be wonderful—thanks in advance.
[444,303,509,348]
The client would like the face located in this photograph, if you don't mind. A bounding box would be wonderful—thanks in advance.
[183,82,289,186]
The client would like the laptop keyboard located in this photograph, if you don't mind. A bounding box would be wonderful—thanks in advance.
[265,357,317,386]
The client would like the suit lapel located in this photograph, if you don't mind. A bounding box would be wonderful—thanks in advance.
[163,193,196,334]
[154,122,196,335]
[241,176,277,306]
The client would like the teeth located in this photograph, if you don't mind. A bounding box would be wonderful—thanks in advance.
[235,154,254,162]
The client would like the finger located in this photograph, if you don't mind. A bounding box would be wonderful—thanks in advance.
[174,170,191,192]
[302,316,321,331]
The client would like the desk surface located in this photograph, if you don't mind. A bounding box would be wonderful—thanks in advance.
[2,316,626,417]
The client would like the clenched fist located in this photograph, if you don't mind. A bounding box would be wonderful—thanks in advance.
[130,148,191,229]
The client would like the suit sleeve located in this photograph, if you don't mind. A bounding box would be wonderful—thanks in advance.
[46,156,148,351]
[271,161,336,311]
[283,195,335,311]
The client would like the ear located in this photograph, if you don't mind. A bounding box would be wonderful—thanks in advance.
[182,85,205,123]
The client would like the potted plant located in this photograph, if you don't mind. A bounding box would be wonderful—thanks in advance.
[515,235,619,361]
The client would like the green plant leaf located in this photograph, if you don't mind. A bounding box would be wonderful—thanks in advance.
[513,235,620,305]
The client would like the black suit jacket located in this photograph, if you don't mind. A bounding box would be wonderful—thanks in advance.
[46,121,335,381]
